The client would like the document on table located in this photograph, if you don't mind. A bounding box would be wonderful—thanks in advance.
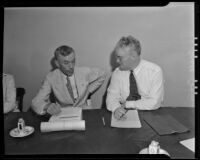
[143,115,189,135]
[49,107,82,122]
[40,120,85,132]
[180,138,195,152]
[40,107,84,132]
[111,109,142,128]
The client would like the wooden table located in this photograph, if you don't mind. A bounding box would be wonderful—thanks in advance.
[4,107,195,158]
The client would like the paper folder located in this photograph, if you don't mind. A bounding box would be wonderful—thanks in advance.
[143,115,189,135]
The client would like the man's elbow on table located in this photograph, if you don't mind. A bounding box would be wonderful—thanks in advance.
[31,99,47,115]
[106,97,120,113]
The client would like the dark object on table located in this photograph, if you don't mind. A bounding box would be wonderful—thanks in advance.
[144,114,189,135]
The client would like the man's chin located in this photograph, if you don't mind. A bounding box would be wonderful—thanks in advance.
[119,67,129,71]
[67,72,74,76]
[61,70,74,76]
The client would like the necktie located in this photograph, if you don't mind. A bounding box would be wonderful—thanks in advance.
[126,70,141,101]
[66,76,75,102]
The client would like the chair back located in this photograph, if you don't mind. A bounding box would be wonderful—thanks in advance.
[16,88,25,112]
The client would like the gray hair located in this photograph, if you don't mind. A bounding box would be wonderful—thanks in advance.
[54,45,75,60]
[115,35,141,55]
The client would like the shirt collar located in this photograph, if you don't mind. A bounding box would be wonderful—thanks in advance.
[60,70,74,80]
[133,59,143,75]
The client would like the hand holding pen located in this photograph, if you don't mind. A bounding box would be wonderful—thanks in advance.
[113,101,135,120]
[113,107,127,120]
[119,100,128,120]
[113,101,128,121]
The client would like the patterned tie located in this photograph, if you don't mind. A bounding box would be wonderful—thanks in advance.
[66,76,75,102]
[126,70,141,101]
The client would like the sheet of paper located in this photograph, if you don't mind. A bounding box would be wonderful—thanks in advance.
[40,120,85,132]
[49,107,82,122]
[180,138,195,152]
[111,110,142,128]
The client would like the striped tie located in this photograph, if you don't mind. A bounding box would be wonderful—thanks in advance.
[66,76,75,102]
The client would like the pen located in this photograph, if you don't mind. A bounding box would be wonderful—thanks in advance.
[120,109,128,119]
[120,108,136,118]
[102,117,105,126]
[59,116,79,119]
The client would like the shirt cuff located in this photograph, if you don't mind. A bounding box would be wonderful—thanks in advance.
[125,101,136,109]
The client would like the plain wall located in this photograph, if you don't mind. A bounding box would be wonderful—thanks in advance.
[3,3,195,111]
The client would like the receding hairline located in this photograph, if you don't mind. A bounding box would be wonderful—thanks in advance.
[114,36,141,55]
[115,44,140,57]
[54,45,75,59]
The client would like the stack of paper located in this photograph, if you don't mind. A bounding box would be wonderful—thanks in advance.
[40,107,85,132]
[49,107,82,122]
[111,110,142,128]
[40,120,85,132]
[180,138,195,152]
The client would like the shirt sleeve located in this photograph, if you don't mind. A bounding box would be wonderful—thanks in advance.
[4,75,16,114]
[126,69,164,110]
[87,68,107,94]
[106,70,122,112]
[31,75,52,115]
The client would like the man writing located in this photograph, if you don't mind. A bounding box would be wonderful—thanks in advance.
[106,35,164,120]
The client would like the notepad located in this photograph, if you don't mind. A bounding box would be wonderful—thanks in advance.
[180,138,195,152]
[49,107,82,122]
[111,110,142,128]
[143,115,189,135]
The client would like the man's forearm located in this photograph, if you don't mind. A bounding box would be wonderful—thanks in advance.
[125,98,161,110]
[31,100,50,115]
[88,77,105,93]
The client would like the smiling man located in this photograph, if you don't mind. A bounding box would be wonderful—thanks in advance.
[106,35,164,120]
[32,45,106,115]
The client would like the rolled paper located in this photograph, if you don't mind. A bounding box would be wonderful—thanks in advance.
[40,120,85,132]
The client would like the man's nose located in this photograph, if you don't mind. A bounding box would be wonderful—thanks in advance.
[116,58,120,63]
[68,63,73,68]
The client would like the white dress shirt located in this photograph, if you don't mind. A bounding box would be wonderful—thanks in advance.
[106,59,164,112]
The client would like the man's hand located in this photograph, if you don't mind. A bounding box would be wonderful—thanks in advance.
[113,107,127,120]
[46,103,61,115]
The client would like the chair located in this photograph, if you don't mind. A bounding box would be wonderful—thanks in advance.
[16,87,25,112]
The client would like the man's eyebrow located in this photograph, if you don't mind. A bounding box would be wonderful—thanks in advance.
[63,60,70,63]
[63,59,75,63]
